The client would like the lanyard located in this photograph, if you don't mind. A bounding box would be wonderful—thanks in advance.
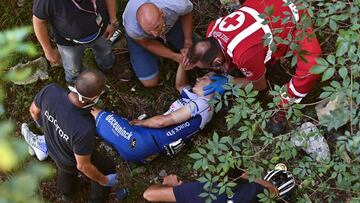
[72,0,98,15]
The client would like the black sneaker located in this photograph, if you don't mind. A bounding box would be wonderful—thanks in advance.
[116,188,129,200]
[109,65,132,82]
[104,55,132,82]
[266,111,287,135]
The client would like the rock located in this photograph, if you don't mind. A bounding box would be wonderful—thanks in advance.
[291,122,331,162]
[10,57,49,85]
[315,96,341,120]
[159,169,167,177]
[133,167,146,174]
[17,0,25,7]
[315,94,355,129]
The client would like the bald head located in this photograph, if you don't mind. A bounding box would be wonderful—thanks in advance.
[75,70,105,98]
[136,3,163,34]
[187,37,222,67]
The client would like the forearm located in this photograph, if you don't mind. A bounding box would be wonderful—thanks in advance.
[175,64,189,92]
[181,12,193,48]
[104,0,117,22]
[29,102,41,122]
[137,115,170,128]
[143,185,176,202]
[105,0,117,23]
[136,39,179,61]
[33,15,52,52]
[78,163,107,185]
[240,173,278,196]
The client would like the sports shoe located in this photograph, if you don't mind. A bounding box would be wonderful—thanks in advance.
[105,55,132,82]
[266,111,287,135]
[21,123,48,161]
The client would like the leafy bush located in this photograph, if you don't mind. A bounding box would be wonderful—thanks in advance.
[0,27,53,202]
[189,0,360,202]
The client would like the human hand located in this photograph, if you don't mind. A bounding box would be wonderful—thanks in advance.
[44,48,61,64]
[203,75,228,96]
[162,175,183,186]
[103,24,116,40]
[183,39,192,50]
[129,119,142,126]
[103,173,118,187]
[174,53,183,64]
[180,49,194,70]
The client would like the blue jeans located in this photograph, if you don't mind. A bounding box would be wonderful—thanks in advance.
[126,20,197,81]
[57,36,115,83]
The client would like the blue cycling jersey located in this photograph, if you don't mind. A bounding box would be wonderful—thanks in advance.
[95,88,214,163]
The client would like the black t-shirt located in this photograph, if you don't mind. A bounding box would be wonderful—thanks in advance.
[33,0,109,46]
[35,83,95,172]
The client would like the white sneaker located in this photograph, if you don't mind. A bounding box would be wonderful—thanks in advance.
[21,123,48,161]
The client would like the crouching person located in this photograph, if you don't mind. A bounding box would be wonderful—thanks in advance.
[28,70,118,202]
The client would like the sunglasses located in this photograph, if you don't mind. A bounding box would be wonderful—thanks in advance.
[68,86,105,103]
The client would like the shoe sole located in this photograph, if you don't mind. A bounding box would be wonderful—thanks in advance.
[21,123,48,161]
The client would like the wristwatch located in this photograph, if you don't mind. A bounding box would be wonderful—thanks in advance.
[110,19,119,29]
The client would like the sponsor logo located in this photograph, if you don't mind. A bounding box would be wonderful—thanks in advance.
[44,110,69,141]
[166,122,190,137]
[105,114,132,140]
[212,31,229,43]
[240,68,254,77]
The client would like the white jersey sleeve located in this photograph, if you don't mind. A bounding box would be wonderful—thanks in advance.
[182,89,214,129]
[164,88,214,129]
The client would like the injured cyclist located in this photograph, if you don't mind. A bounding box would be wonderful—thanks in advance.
[22,64,216,163]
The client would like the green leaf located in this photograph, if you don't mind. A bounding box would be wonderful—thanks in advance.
[265,5,274,16]
[311,65,327,74]
[322,68,335,81]
[207,154,215,163]
[189,153,203,159]
[319,91,332,99]
[329,19,337,31]
[326,55,336,65]
[244,83,253,94]
[198,147,207,155]
[336,42,348,56]
[238,126,248,132]
[291,56,297,67]
[316,58,329,66]
[338,67,348,79]
[213,132,219,143]
[215,102,222,113]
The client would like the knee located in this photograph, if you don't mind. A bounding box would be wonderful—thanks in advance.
[141,76,159,88]
[143,189,154,201]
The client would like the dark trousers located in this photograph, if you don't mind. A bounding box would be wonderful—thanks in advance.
[57,150,116,203]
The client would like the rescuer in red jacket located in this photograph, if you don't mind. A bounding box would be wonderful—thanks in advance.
[182,0,322,135]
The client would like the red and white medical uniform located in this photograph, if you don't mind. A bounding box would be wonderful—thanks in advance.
[207,0,321,102]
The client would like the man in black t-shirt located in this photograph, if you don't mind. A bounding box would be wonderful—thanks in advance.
[32,0,131,83]
[29,70,118,202]
[143,172,280,203]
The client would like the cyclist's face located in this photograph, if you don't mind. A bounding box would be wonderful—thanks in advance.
[193,76,212,96]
